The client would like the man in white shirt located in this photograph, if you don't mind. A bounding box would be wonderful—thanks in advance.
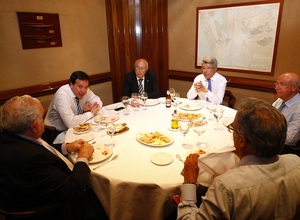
[272,72,300,155]
[187,56,227,104]
[177,97,300,219]
[44,71,102,143]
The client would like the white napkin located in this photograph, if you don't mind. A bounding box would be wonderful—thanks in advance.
[197,151,239,187]
[53,131,66,144]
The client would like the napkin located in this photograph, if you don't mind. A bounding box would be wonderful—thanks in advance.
[53,131,66,144]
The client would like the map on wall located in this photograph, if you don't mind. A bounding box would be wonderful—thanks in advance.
[196,1,282,75]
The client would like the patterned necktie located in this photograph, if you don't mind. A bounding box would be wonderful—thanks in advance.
[138,79,143,94]
[207,79,212,92]
[278,102,286,112]
[75,97,83,114]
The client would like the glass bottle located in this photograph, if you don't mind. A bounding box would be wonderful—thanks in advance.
[166,89,171,108]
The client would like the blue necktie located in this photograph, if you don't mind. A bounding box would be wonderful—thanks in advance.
[207,79,212,92]
[278,102,286,112]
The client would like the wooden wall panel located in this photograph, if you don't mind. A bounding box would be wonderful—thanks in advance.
[105,0,169,102]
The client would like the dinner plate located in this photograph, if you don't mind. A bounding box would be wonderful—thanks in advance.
[79,133,95,142]
[179,103,202,111]
[138,99,160,106]
[176,113,202,122]
[187,146,235,158]
[99,115,120,123]
[73,123,92,134]
[136,131,174,147]
[151,152,174,166]
[89,145,113,164]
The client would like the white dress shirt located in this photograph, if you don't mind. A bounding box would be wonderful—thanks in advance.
[187,72,227,105]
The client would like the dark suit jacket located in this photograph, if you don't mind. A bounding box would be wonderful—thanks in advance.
[0,133,93,209]
[122,70,161,99]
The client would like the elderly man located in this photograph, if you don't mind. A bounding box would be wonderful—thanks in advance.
[0,95,107,220]
[187,56,227,104]
[122,58,160,99]
[178,97,300,219]
[273,72,300,155]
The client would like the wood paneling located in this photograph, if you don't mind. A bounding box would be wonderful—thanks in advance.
[105,0,169,102]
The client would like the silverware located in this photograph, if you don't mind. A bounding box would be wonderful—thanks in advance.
[92,154,119,170]
[176,154,184,163]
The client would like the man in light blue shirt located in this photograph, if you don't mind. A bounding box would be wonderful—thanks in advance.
[273,72,300,155]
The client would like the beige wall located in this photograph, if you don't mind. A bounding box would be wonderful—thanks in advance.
[0,0,110,91]
[168,0,300,105]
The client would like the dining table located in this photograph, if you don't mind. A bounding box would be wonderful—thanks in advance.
[65,98,237,220]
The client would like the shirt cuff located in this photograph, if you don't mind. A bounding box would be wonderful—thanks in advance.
[76,158,89,165]
[61,143,69,155]
[180,183,197,202]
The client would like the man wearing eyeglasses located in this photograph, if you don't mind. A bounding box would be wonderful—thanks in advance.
[177,97,300,219]
[187,56,227,104]
[272,72,300,156]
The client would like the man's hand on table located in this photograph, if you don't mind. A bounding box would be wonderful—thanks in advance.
[184,154,199,183]
[66,140,94,160]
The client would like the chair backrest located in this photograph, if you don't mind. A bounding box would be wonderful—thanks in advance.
[222,89,236,109]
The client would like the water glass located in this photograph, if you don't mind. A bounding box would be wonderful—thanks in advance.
[122,96,130,115]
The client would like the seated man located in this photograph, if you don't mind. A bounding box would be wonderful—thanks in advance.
[44,71,102,143]
[178,97,300,219]
[187,56,227,104]
[122,58,160,99]
[273,72,300,155]
[0,95,107,220]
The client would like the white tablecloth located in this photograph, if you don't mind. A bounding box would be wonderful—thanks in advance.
[66,98,237,220]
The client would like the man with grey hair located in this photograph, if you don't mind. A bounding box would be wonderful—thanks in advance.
[187,56,227,104]
[273,72,300,156]
[0,95,108,219]
[178,97,300,219]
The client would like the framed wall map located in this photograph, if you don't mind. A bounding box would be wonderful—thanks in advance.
[195,0,283,75]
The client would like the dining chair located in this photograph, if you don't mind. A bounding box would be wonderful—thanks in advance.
[0,203,72,220]
[42,109,59,145]
[222,89,236,109]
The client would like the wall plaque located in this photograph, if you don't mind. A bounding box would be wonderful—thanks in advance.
[17,12,63,49]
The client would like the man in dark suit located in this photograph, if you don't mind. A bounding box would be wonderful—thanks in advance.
[0,95,108,220]
[122,58,160,99]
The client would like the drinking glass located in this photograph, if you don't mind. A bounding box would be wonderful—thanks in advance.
[131,93,139,111]
[106,123,116,147]
[93,108,104,131]
[179,121,191,148]
[173,92,180,107]
[169,88,176,103]
[122,96,130,115]
[214,105,224,130]
[140,92,148,110]
[206,102,216,120]
[192,119,209,147]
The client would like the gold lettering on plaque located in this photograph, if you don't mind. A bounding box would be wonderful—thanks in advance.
[49,30,54,34]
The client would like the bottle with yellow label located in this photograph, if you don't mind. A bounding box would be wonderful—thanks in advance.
[171,109,179,129]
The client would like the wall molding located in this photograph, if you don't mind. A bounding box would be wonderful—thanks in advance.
[0,72,111,105]
[168,70,276,93]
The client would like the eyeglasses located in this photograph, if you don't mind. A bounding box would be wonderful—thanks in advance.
[201,67,215,70]
[227,123,237,133]
[274,82,288,88]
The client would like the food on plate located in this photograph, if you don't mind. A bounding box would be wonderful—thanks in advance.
[100,116,117,122]
[196,149,206,156]
[176,113,202,121]
[102,150,109,155]
[139,132,171,146]
[183,104,190,108]
[73,122,92,132]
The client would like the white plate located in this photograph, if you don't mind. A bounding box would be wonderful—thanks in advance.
[179,103,202,111]
[99,115,120,123]
[187,146,235,158]
[136,131,174,147]
[138,99,160,106]
[76,133,95,142]
[159,97,166,104]
[151,152,174,166]
[89,145,113,164]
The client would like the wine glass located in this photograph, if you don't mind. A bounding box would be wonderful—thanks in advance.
[173,92,180,108]
[122,96,130,115]
[140,92,148,110]
[93,108,104,131]
[106,123,116,147]
[131,93,139,111]
[169,88,176,103]
[214,105,224,130]
[179,121,191,148]
[191,119,209,147]
[206,102,216,120]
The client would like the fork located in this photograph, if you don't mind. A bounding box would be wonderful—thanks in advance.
[176,154,184,163]
[92,154,119,170]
